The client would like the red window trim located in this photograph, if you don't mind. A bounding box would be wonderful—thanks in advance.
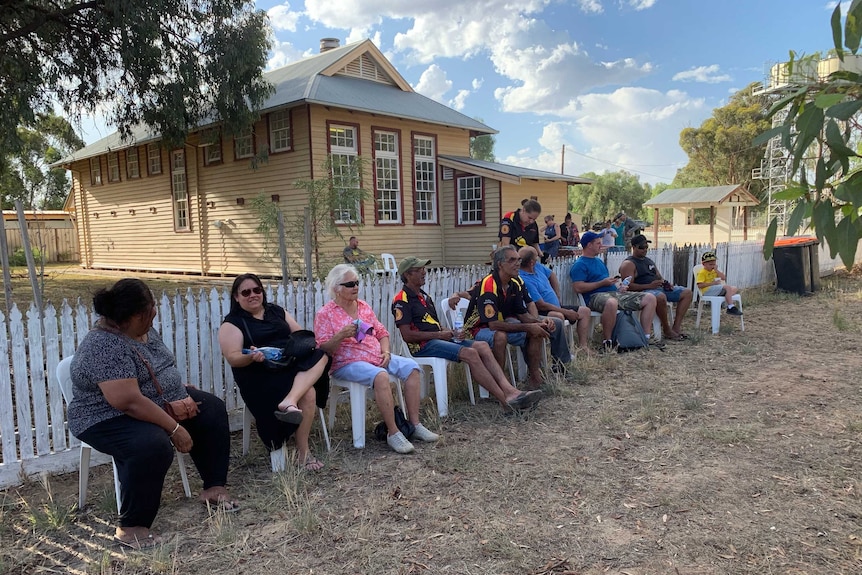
[371,125,405,226]
[410,131,440,226]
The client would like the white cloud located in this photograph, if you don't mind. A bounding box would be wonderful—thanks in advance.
[472,78,484,90]
[413,64,452,102]
[267,3,301,32]
[578,0,604,13]
[450,89,471,110]
[267,40,309,70]
[503,88,707,183]
[672,64,732,83]
[629,0,657,10]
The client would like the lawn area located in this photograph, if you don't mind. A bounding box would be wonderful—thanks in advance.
[1,268,861,574]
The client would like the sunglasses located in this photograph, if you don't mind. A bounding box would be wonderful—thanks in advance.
[505,257,522,264]
[339,281,360,288]
[239,286,263,297]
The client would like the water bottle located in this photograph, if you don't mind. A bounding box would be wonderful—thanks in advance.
[242,346,283,361]
[621,275,632,287]
[452,310,464,343]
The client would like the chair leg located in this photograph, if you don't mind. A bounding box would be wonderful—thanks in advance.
[349,381,367,449]
[242,406,252,456]
[78,445,91,510]
[711,302,721,334]
[464,366,476,405]
[318,408,331,452]
[176,451,192,497]
[695,301,703,329]
[270,447,286,472]
[433,364,449,417]
[111,458,121,512]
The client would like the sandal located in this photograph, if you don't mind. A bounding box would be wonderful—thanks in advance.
[274,404,304,425]
[203,497,240,513]
[114,532,162,550]
[300,455,325,472]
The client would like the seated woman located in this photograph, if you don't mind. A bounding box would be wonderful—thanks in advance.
[315,264,439,454]
[218,273,330,471]
[68,278,237,550]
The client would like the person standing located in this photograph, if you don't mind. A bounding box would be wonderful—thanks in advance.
[540,214,562,259]
[499,199,543,260]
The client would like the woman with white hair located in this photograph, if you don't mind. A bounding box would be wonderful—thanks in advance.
[315,264,439,454]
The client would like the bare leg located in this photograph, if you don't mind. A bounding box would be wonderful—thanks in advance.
[402,369,423,426]
[724,285,739,305]
[655,293,673,337]
[277,355,328,413]
[672,289,693,334]
[459,344,520,405]
[639,293,657,337]
[293,387,318,465]
[372,372,399,435]
[601,297,619,340]
[525,336,545,389]
[491,330,508,373]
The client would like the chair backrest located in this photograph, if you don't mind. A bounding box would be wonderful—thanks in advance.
[56,356,75,405]
[381,253,397,276]
[446,297,470,329]
[692,264,704,302]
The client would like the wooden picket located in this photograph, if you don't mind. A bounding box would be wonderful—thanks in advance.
[0,240,858,489]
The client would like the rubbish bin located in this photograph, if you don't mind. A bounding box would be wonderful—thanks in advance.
[773,236,819,295]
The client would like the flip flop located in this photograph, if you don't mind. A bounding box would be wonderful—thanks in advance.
[114,533,161,550]
[273,405,304,425]
[203,497,240,513]
[507,390,544,410]
[300,456,325,472]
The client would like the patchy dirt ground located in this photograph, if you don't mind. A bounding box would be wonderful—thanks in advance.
[1,270,861,575]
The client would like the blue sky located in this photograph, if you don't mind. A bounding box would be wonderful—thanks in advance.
[80,0,837,184]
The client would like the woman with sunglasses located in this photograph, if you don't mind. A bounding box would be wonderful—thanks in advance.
[218,273,330,471]
[315,264,439,454]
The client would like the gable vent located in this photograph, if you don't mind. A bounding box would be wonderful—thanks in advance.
[336,53,396,86]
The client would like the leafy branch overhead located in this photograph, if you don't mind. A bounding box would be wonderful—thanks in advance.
[0,0,273,161]
[757,0,862,267]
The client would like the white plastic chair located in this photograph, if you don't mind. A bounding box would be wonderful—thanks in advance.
[692,264,744,334]
[328,374,406,449]
[380,253,398,278]
[241,403,331,472]
[400,338,468,417]
[56,356,191,511]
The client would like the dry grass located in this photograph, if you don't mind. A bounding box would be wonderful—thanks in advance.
[2,268,862,574]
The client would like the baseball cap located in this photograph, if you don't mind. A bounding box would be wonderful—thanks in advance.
[398,256,431,276]
[580,230,602,248]
[631,234,651,248]
[614,212,624,220]
[701,251,717,262]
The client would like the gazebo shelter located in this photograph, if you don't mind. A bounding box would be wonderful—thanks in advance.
[643,185,760,246]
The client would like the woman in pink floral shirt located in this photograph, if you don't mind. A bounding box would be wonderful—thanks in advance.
[316,264,439,454]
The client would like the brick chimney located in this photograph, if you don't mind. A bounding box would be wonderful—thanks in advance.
[319,38,340,53]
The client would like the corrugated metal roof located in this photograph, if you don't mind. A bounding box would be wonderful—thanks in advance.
[438,155,593,185]
[56,40,494,165]
[643,185,759,207]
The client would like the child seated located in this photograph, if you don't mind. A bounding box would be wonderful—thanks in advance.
[696,252,742,316]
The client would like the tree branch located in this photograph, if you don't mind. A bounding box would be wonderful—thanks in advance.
[0,1,105,45]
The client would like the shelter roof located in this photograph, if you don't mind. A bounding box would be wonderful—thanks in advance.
[643,185,759,208]
[438,156,593,185]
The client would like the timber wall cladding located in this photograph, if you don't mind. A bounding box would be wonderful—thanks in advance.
[3,221,79,262]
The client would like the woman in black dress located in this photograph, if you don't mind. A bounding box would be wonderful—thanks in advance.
[218,273,330,470]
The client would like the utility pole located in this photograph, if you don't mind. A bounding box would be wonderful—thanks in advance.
[561,145,566,174]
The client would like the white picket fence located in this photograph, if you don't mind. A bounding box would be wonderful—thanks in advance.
[0,240,858,489]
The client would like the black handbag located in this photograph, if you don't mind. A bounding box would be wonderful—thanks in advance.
[241,320,317,370]
[374,406,415,441]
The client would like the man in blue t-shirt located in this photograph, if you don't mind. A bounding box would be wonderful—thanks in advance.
[569,231,657,349]
[518,247,593,354]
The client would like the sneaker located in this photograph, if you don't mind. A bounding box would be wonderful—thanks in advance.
[387,431,415,454]
[412,423,440,442]
[726,307,743,316]
[599,339,615,354]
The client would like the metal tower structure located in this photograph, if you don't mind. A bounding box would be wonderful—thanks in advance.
[751,108,791,234]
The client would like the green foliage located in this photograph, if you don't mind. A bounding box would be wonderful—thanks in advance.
[469,117,496,161]
[253,156,370,279]
[1,113,84,209]
[9,247,42,267]
[0,0,273,163]
[568,170,649,226]
[673,83,771,201]
[758,1,862,267]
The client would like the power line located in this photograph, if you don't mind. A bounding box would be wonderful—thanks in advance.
[564,148,677,182]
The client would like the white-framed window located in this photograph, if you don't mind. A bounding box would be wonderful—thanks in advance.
[457,176,483,225]
[204,140,222,165]
[89,157,102,186]
[107,152,120,182]
[126,147,140,179]
[374,130,400,223]
[413,135,437,223]
[147,144,162,175]
[330,124,360,223]
[269,110,291,152]
[171,150,189,231]
[234,129,254,159]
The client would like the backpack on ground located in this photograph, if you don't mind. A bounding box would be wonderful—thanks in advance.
[612,310,649,352]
